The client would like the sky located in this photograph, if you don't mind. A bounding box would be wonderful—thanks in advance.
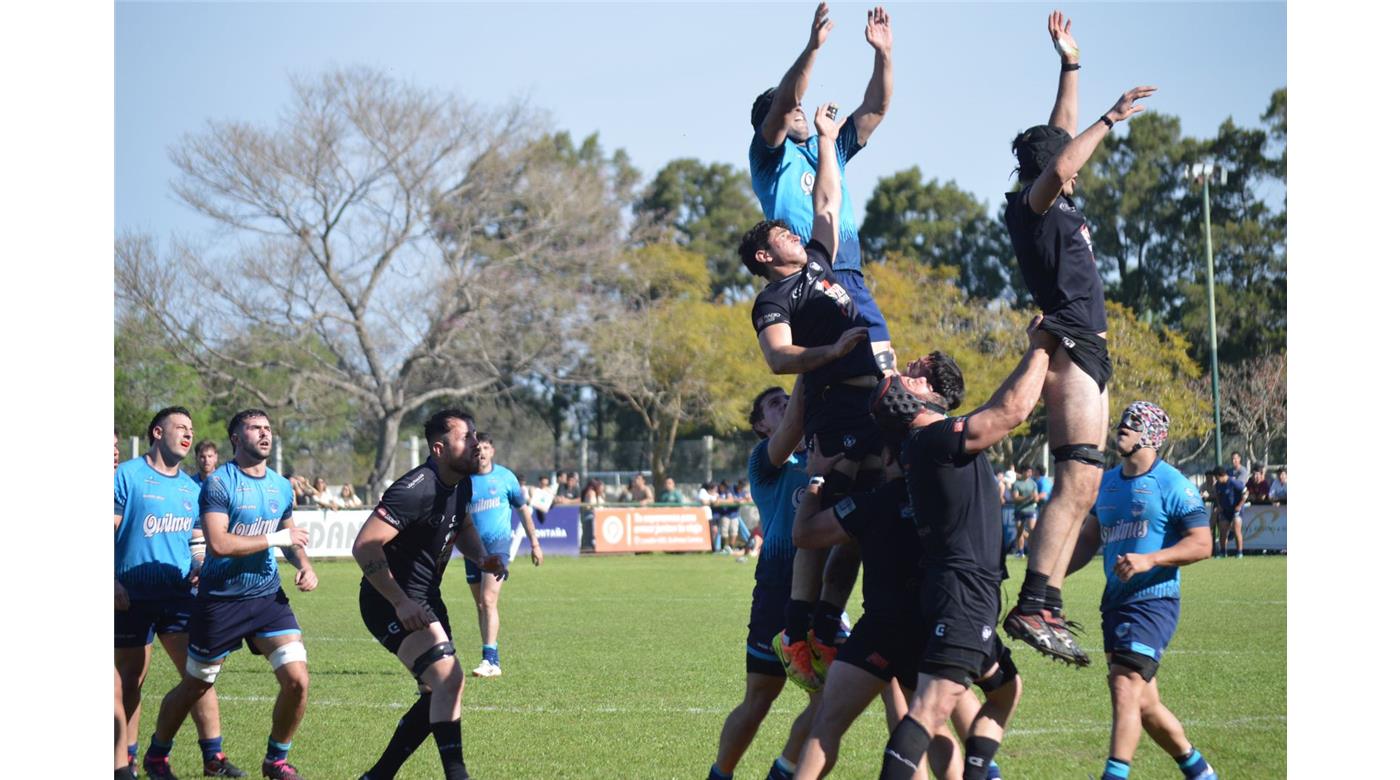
[115,1,1287,241]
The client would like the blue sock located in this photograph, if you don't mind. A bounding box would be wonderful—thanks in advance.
[767,756,795,780]
[483,644,500,665]
[708,764,733,780]
[988,760,1002,779]
[1102,757,1131,780]
[1177,748,1211,778]
[266,737,292,763]
[198,736,223,762]
[146,737,174,761]
[127,744,137,763]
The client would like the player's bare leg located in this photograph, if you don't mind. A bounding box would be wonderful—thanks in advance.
[881,675,968,780]
[155,632,238,774]
[115,668,131,775]
[715,673,785,774]
[1106,665,1147,769]
[114,645,150,767]
[390,624,468,779]
[795,662,903,780]
[469,575,504,676]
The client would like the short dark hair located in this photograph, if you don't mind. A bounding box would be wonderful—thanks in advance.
[739,219,789,278]
[148,406,193,445]
[751,87,777,131]
[1212,465,1228,477]
[425,409,474,444]
[226,408,269,441]
[194,439,219,457]
[1232,451,1242,459]
[749,386,786,436]
[476,432,493,445]
[924,352,966,411]
[1011,125,1071,183]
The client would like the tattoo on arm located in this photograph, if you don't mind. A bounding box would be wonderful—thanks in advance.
[363,559,390,576]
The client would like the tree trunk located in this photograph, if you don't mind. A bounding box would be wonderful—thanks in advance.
[368,411,406,501]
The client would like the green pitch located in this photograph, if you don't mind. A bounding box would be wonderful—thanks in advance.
[129,554,1285,778]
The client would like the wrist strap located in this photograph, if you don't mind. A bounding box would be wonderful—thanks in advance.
[266,528,293,548]
[1099,114,1115,130]
[1061,62,1081,72]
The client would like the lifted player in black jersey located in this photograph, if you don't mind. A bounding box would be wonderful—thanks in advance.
[352,409,505,780]
[999,10,1156,665]
[741,101,881,692]
[875,317,1054,780]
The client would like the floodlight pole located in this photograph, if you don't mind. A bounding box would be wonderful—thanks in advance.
[1197,163,1224,466]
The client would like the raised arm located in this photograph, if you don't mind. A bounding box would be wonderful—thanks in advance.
[1027,85,1157,214]
[766,376,807,467]
[759,323,869,375]
[848,6,893,145]
[810,101,842,257]
[1046,10,1080,133]
[761,2,833,147]
[963,316,1057,453]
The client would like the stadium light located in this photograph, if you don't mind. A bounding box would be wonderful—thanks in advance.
[1185,160,1228,466]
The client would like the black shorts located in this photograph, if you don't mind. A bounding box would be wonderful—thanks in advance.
[745,583,790,677]
[803,382,885,461]
[359,582,453,655]
[1039,316,1112,392]
[186,589,301,663]
[837,612,925,690]
[919,571,1003,685]
[115,596,195,648]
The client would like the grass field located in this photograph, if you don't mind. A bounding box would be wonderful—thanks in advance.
[127,553,1285,779]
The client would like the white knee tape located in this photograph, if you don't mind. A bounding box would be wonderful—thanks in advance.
[266,641,307,670]
[185,656,222,683]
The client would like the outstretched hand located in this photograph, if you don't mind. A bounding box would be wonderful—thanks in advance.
[865,6,892,53]
[813,101,840,138]
[808,2,833,51]
[1048,10,1079,63]
[1106,86,1157,123]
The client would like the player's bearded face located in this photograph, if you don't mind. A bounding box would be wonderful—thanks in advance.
[238,418,273,459]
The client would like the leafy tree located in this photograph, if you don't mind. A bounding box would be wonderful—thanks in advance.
[634,158,763,297]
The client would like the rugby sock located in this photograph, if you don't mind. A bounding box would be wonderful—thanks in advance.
[115,767,137,780]
[707,763,733,780]
[127,743,138,764]
[1017,570,1050,613]
[145,736,174,761]
[784,600,814,643]
[431,719,469,780]
[198,736,224,762]
[988,760,1003,779]
[1102,757,1132,779]
[878,716,931,780]
[811,600,842,645]
[266,737,292,764]
[1176,747,1211,778]
[368,692,432,779]
[483,644,500,666]
[1045,586,1064,617]
[766,756,796,780]
[963,736,1001,780]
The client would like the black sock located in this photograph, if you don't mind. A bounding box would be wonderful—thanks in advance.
[115,768,137,780]
[1044,586,1064,617]
[785,600,814,641]
[963,736,1001,780]
[811,600,841,645]
[431,720,469,780]
[878,716,931,780]
[1017,570,1050,613]
[367,693,432,779]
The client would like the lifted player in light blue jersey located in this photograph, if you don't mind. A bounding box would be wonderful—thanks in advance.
[144,410,319,780]
[115,407,243,778]
[463,432,539,678]
[1066,402,1218,780]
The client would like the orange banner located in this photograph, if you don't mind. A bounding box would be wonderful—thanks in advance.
[591,506,712,553]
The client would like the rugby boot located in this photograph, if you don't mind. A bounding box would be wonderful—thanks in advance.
[260,759,304,780]
[772,630,821,692]
[1003,608,1082,665]
[1046,614,1092,667]
[471,659,502,678]
[143,756,182,780]
[204,753,247,777]
[808,631,839,682]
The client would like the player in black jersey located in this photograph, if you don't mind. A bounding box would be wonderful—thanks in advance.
[741,101,882,692]
[999,10,1157,665]
[875,317,1054,780]
[352,409,504,780]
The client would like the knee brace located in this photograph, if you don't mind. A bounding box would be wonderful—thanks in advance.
[975,649,1019,694]
[411,641,456,680]
[266,641,307,671]
[1109,650,1160,682]
[185,656,223,684]
[1051,444,1106,468]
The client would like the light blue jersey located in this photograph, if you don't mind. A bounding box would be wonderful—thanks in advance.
[1095,459,1210,609]
[748,441,809,589]
[749,122,865,271]
[469,464,525,548]
[114,457,199,600]
[197,462,295,600]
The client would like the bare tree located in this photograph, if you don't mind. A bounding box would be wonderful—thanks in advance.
[1220,352,1287,467]
[115,67,629,493]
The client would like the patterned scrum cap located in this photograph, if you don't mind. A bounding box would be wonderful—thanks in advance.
[1122,401,1170,450]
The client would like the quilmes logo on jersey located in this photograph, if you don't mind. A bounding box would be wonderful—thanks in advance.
[231,517,283,536]
[801,171,815,195]
[143,513,194,538]
[1101,519,1150,544]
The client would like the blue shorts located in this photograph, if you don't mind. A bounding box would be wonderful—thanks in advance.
[745,583,790,677]
[464,538,512,584]
[186,589,302,662]
[1101,598,1180,667]
[115,596,195,648]
[832,268,891,343]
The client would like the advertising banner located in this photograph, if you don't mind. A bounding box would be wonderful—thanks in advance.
[275,508,373,559]
[1240,504,1287,551]
[526,506,581,557]
[591,506,712,553]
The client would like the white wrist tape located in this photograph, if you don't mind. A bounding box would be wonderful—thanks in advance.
[266,528,294,548]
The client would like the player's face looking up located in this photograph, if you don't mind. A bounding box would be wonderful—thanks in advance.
[784,103,809,143]
[754,390,789,438]
[477,440,495,469]
[1114,419,1143,457]
[233,415,273,461]
[764,226,806,267]
[154,413,194,462]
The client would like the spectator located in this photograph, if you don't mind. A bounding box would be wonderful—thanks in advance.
[1228,451,1249,483]
[191,439,220,484]
[288,472,316,507]
[337,483,364,509]
[696,481,719,550]
[1245,464,1271,505]
[656,477,684,504]
[1032,463,1054,518]
[716,481,741,553]
[528,475,556,527]
[580,478,605,552]
[310,476,339,509]
[999,464,1018,555]
[628,473,655,505]
[1212,465,1247,559]
[1268,468,1288,504]
[554,472,582,505]
[1011,465,1039,558]
[733,478,751,502]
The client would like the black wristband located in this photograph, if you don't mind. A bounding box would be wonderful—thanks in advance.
[1061,62,1081,72]
[1099,114,1114,130]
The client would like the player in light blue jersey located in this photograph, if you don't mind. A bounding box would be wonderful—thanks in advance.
[144,410,318,780]
[1067,402,1218,780]
[463,432,539,677]
[749,2,895,361]
[192,439,221,485]
[115,406,243,779]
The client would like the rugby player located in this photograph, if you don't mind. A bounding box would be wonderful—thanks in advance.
[876,318,1055,780]
[193,439,220,484]
[116,432,135,780]
[1064,402,1218,780]
[463,432,540,678]
[1000,10,1157,664]
[709,382,818,780]
[354,409,504,780]
[143,409,317,780]
[115,407,242,778]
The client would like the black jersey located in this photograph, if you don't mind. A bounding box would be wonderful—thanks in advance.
[371,460,473,600]
[1003,187,1107,335]
[899,418,1007,586]
[831,477,921,621]
[751,239,881,391]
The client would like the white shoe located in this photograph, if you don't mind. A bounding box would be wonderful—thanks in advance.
[472,659,502,678]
